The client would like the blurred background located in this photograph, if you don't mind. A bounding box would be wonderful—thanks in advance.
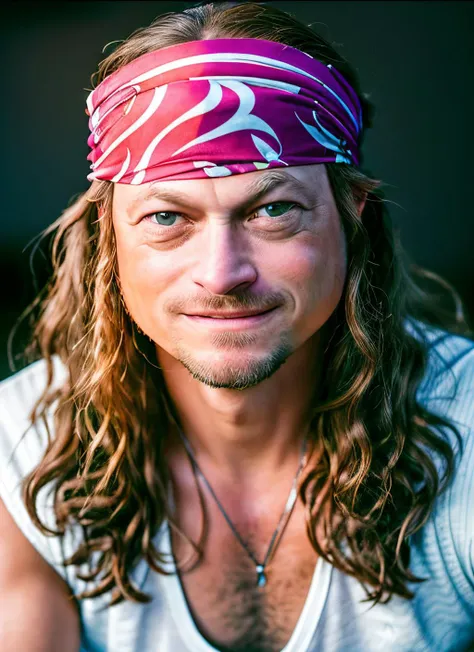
[1,0,473,381]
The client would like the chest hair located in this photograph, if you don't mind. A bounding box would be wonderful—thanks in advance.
[171,499,318,652]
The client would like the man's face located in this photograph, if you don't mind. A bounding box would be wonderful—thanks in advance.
[112,164,347,389]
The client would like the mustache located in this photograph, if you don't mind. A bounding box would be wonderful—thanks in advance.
[166,290,286,314]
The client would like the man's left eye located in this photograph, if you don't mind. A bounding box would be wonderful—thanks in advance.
[253,202,299,219]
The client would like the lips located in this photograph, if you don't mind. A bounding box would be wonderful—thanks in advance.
[185,307,276,319]
[181,306,279,330]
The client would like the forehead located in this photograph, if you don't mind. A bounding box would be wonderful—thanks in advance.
[112,164,329,214]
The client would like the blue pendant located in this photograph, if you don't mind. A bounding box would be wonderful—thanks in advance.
[256,564,267,587]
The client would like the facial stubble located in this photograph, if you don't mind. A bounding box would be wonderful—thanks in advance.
[173,328,294,390]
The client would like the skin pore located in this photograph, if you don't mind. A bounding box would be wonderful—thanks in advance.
[113,164,365,489]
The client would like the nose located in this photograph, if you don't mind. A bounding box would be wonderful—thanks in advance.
[191,221,257,295]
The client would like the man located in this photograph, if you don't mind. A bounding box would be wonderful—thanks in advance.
[1,2,473,651]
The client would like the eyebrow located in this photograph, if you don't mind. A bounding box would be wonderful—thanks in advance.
[127,169,312,214]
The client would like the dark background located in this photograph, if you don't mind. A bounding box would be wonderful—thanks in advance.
[1,0,473,382]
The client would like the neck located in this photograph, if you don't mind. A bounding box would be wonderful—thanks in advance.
[158,331,324,485]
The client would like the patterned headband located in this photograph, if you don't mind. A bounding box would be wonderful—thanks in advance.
[86,38,363,185]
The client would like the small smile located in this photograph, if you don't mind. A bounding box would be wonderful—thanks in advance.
[182,307,278,329]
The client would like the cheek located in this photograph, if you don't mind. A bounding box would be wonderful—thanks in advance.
[279,225,347,337]
[115,235,174,328]
[281,228,346,302]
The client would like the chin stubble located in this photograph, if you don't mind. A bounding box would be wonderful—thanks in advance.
[174,335,294,390]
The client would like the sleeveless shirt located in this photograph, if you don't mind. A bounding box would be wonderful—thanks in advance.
[1,319,473,651]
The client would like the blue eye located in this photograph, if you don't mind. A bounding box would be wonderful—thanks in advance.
[147,212,182,226]
[256,202,297,219]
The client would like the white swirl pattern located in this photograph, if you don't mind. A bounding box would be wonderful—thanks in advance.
[86,39,362,184]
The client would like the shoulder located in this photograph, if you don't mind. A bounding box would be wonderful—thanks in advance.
[0,357,75,581]
[404,317,474,414]
[0,356,68,476]
[407,319,474,513]
[406,320,474,608]
[0,354,67,412]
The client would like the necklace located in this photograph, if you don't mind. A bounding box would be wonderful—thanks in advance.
[176,427,308,588]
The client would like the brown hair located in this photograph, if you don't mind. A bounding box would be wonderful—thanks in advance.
[10,1,472,606]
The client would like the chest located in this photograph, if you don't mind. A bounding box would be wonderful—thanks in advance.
[171,498,318,652]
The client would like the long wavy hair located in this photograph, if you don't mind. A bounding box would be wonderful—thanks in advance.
[10,1,473,607]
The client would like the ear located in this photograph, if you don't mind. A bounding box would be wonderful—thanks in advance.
[355,192,367,218]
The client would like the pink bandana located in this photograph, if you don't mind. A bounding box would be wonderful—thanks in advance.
[86,38,362,185]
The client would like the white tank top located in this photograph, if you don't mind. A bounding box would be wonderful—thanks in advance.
[1,319,473,651]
